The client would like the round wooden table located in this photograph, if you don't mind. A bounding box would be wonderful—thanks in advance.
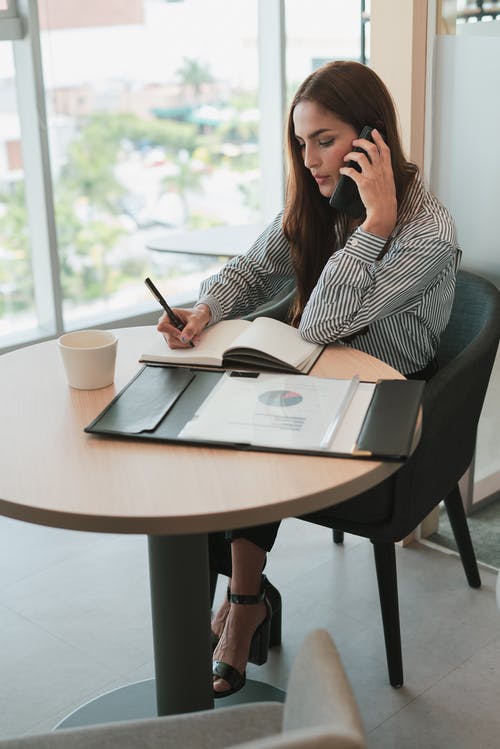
[0,326,405,721]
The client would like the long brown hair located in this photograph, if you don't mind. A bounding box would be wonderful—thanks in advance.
[283,60,417,324]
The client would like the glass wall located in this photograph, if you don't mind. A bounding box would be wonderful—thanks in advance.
[38,0,260,327]
[0,0,362,350]
[285,0,362,98]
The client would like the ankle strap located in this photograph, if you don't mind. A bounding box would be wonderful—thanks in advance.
[228,583,265,605]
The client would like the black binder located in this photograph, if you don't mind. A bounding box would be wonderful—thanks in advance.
[85,365,424,461]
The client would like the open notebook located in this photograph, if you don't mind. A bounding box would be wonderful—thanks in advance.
[140,317,324,374]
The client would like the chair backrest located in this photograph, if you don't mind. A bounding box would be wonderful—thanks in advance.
[391,269,500,535]
[437,270,499,366]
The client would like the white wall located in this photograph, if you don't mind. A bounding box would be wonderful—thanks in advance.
[431,22,500,504]
[431,26,500,287]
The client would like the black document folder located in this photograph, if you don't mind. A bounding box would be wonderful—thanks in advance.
[85,365,424,461]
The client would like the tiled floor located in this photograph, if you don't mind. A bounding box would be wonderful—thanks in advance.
[0,514,499,748]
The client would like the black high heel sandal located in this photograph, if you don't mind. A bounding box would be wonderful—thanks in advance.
[213,577,277,698]
[211,575,282,654]
[261,575,282,652]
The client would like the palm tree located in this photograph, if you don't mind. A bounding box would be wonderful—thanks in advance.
[175,57,214,104]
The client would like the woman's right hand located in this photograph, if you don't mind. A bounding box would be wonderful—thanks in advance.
[157,303,212,349]
[340,128,397,239]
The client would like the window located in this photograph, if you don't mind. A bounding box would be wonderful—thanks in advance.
[39,0,261,329]
[285,0,362,91]
[0,42,38,342]
[0,0,361,352]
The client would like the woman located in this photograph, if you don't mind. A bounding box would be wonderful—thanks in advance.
[157,61,459,698]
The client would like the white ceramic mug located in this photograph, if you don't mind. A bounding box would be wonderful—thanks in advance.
[58,330,118,390]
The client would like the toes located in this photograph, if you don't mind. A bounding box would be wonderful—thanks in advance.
[213,677,229,693]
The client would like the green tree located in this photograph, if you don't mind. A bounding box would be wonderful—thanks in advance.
[175,57,214,102]
[55,115,128,302]
[0,183,32,315]
[88,112,198,153]
[54,193,126,301]
[161,151,204,226]
[59,116,126,212]
[55,111,206,305]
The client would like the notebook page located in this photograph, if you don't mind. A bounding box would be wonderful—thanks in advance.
[226,316,321,369]
[140,319,251,366]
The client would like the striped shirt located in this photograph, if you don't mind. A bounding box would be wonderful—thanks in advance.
[198,173,459,375]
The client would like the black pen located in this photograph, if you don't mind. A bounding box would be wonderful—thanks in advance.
[144,277,195,347]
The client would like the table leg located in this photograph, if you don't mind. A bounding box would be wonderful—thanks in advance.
[56,532,283,729]
[148,533,214,715]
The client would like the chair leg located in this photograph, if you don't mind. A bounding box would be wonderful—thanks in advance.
[443,485,481,589]
[332,529,344,544]
[372,540,403,688]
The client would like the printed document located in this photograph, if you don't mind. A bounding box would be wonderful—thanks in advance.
[179,372,359,450]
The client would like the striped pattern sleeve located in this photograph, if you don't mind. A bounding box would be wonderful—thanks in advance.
[197,212,294,323]
[299,177,459,373]
[299,227,455,341]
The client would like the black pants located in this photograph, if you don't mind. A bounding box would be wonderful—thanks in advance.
[208,359,437,577]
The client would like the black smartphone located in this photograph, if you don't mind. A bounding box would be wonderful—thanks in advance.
[329,125,374,217]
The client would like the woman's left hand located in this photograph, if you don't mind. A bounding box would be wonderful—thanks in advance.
[340,128,397,239]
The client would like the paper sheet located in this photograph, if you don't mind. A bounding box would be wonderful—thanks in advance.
[179,372,359,450]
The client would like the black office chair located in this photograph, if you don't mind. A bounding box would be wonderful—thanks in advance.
[298,270,500,687]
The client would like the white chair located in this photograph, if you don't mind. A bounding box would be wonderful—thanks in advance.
[0,630,366,749]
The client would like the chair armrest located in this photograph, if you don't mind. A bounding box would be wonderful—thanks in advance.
[0,704,283,749]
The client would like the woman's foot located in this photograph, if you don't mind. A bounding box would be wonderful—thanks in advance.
[211,592,230,647]
[212,597,268,696]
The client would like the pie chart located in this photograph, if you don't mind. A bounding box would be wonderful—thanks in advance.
[258,389,303,407]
